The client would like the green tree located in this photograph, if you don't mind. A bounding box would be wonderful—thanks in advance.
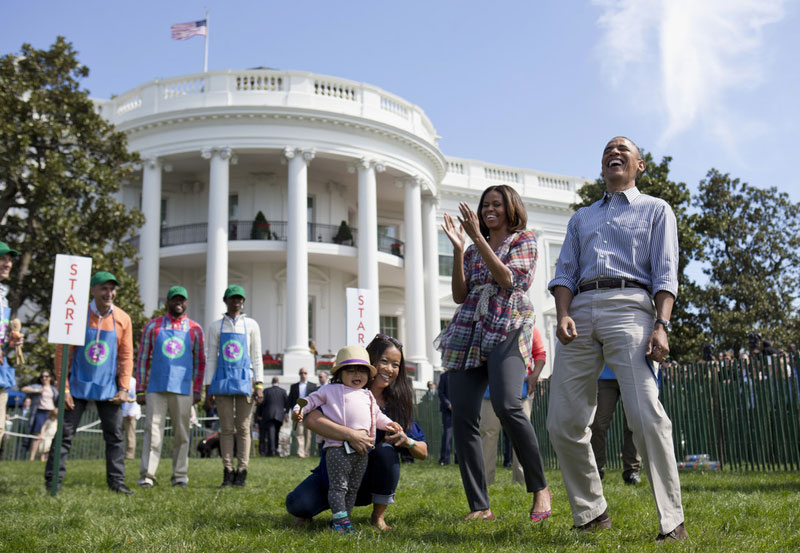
[0,37,145,381]
[571,152,704,361]
[694,169,800,354]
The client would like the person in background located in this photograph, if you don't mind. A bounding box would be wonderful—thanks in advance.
[438,370,453,466]
[480,326,547,485]
[0,241,24,450]
[46,271,135,494]
[121,376,141,460]
[286,367,317,458]
[21,371,58,461]
[204,285,263,488]
[589,365,641,485]
[257,376,287,457]
[318,371,329,387]
[136,285,205,488]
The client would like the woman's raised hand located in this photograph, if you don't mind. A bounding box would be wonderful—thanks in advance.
[457,202,482,242]
[441,212,466,252]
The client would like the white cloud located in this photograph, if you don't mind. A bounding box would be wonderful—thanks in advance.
[593,0,785,144]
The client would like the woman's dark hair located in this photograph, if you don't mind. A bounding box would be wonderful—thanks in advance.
[477,184,527,239]
[366,334,413,430]
[38,371,52,385]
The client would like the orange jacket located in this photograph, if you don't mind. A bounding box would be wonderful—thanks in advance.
[54,305,134,393]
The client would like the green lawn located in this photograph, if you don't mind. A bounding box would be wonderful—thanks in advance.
[1,457,798,552]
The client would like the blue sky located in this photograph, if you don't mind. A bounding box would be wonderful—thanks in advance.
[2,0,798,202]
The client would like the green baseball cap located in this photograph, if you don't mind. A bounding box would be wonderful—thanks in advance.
[167,285,188,300]
[90,271,119,287]
[0,241,20,257]
[223,284,246,299]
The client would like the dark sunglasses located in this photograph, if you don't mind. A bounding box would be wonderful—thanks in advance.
[374,333,403,348]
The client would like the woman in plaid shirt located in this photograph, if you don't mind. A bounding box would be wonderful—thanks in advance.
[437,184,551,523]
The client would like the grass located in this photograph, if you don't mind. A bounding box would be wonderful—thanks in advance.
[1,457,799,552]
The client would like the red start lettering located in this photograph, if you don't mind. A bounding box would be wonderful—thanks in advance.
[358,295,364,306]
[65,308,74,320]
[358,333,364,343]
[65,294,76,306]
[357,321,365,331]
[64,323,72,335]
[69,263,78,276]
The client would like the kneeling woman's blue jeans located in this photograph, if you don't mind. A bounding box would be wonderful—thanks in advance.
[286,441,401,519]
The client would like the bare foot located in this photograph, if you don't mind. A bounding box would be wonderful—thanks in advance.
[464,509,495,521]
[292,516,311,528]
[371,515,393,531]
[531,487,552,513]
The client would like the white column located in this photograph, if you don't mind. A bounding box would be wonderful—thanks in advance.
[403,177,429,382]
[422,195,442,370]
[202,147,231,330]
[138,157,162,316]
[356,159,383,335]
[283,147,315,376]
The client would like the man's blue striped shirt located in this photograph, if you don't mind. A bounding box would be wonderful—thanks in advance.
[548,186,679,297]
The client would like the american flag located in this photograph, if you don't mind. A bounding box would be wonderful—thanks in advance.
[171,19,207,40]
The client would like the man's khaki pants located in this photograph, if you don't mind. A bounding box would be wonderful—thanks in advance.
[480,396,532,485]
[139,392,192,485]
[547,288,684,534]
[122,415,137,460]
[216,394,254,471]
[294,420,312,458]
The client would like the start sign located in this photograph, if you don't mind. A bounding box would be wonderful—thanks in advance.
[345,288,378,347]
[48,255,92,345]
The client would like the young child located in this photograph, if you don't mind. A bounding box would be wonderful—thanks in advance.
[293,345,401,533]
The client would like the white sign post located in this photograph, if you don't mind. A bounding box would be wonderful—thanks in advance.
[346,288,379,348]
[47,254,92,497]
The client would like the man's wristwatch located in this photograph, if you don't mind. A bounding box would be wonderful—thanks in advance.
[654,318,672,331]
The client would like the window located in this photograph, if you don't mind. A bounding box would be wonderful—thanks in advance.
[308,296,315,341]
[161,198,167,226]
[438,231,454,276]
[549,243,562,281]
[380,316,398,338]
[440,319,451,330]
[229,194,239,220]
[307,196,314,240]
[378,224,398,238]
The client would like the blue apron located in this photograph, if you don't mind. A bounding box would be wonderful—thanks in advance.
[147,317,193,395]
[0,306,14,389]
[69,311,118,401]
[209,316,252,396]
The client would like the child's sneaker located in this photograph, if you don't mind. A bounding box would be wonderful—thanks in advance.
[330,516,355,534]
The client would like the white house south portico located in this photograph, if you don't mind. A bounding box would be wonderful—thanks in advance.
[101,69,585,384]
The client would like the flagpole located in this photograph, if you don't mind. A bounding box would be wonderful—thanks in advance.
[203,9,209,73]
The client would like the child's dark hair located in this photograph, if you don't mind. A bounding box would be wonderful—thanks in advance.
[331,365,370,387]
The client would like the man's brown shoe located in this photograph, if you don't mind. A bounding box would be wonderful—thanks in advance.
[574,509,612,532]
[656,522,688,543]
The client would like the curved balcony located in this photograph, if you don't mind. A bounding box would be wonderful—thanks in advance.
[129,221,404,257]
[97,69,439,147]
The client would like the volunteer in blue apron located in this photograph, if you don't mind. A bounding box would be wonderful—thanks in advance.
[204,285,264,488]
[0,241,24,448]
[136,285,206,488]
[46,271,135,494]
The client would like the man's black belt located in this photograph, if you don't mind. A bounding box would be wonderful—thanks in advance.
[577,279,650,294]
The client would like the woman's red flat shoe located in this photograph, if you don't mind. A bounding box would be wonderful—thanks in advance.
[530,489,553,524]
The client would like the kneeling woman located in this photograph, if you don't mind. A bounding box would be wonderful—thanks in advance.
[286,334,428,530]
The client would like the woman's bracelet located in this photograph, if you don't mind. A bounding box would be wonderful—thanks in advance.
[406,438,415,449]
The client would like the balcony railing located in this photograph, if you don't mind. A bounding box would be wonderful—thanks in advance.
[129,221,404,257]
